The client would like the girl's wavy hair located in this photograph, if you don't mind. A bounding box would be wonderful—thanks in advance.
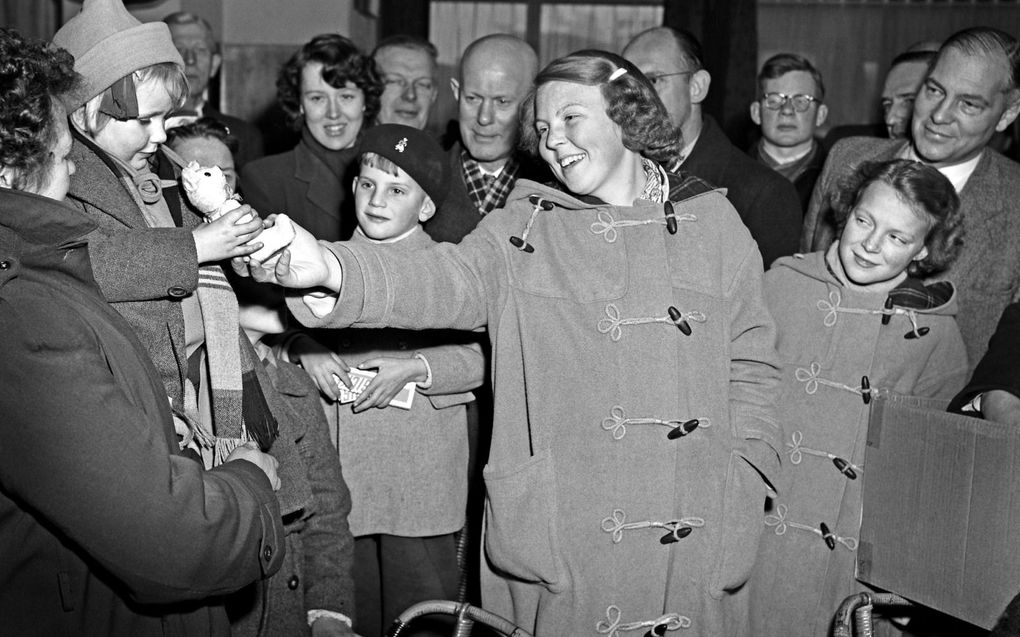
[833,159,964,277]
[0,28,80,192]
[277,33,383,131]
[518,49,680,166]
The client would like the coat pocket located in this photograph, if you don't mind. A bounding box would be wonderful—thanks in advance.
[710,451,769,598]
[483,450,567,592]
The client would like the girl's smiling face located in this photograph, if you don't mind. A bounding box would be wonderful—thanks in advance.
[838,180,931,288]
[91,77,174,171]
[534,81,636,205]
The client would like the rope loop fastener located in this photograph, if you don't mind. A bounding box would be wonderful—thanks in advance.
[786,430,862,479]
[600,508,705,545]
[596,605,692,637]
[600,405,711,441]
[822,289,930,339]
[509,195,552,253]
[597,303,706,341]
[794,362,885,405]
[765,504,858,551]
[589,208,696,243]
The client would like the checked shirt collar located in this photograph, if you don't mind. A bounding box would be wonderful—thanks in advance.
[461,150,520,216]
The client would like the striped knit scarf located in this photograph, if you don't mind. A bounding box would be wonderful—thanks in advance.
[193,266,278,464]
[141,147,278,464]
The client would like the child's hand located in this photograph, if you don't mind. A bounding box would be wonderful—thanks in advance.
[352,356,427,412]
[193,205,264,263]
[291,335,351,401]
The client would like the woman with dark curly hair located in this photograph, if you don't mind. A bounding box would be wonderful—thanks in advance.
[239,49,783,636]
[750,158,968,636]
[241,33,382,242]
[0,26,285,637]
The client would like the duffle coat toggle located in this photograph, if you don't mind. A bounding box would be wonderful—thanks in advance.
[795,362,886,405]
[601,508,705,545]
[596,604,692,637]
[819,289,930,339]
[509,195,552,253]
[601,405,711,441]
[598,303,707,341]
[589,206,696,243]
[764,503,858,551]
[786,431,863,480]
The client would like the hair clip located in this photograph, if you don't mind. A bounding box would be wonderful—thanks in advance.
[608,67,628,82]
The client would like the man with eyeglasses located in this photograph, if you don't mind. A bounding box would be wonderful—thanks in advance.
[372,35,439,131]
[623,27,801,268]
[749,53,829,214]
[163,12,265,167]
[802,26,1020,367]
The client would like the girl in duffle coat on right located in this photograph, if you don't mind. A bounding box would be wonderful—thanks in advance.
[749,159,970,636]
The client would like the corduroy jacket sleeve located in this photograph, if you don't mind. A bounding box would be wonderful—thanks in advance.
[274,359,357,618]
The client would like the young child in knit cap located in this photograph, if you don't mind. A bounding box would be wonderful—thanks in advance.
[281,124,484,637]
[749,159,970,637]
[171,119,357,637]
[54,0,276,464]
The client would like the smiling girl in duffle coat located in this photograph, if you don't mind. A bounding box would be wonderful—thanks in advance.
[750,158,970,636]
[243,49,784,637]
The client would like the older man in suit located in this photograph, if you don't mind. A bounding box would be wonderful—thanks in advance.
[163,12,264,167]
[623,27,802,268]
[802,27,1020,365]
[423,34,542,245]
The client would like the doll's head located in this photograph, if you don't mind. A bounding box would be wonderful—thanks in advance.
[167,117,238,191]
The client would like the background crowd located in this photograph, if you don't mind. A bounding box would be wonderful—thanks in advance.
[2,1,1020,636]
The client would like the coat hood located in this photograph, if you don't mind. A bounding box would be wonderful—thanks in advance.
[772,251,959,319]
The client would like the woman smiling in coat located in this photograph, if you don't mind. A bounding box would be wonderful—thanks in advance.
[240,50,783,636]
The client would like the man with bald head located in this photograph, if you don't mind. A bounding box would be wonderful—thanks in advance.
[803,26,1020,365]
[423,34,543,244]
[623,26,802,267]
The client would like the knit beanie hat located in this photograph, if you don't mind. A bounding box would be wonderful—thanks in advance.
[358,124,450,204]
[53,0,183,112]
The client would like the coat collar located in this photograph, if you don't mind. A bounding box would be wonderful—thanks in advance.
[68,127,187,228]
[0,188,96,247]
[68,129,143,229]
[0,188,98,288]
[775,251,959,316]
[293,136,352,216]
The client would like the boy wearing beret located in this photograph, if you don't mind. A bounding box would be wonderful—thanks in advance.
[285,124,484,637]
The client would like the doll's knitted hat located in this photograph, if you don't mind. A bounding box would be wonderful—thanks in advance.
[358,124,450,204]
[53,0,183,111]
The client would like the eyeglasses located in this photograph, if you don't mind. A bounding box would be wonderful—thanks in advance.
[383,76,436,94]
[761,92,820,112]
[645,71,693,87]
